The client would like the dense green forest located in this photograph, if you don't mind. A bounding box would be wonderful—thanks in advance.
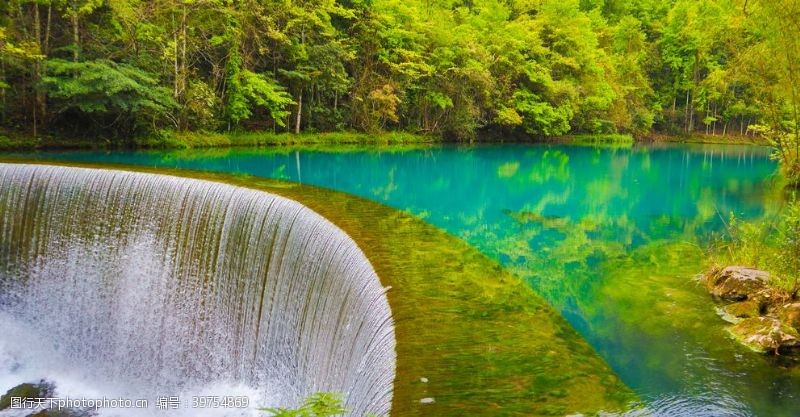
[0,1,799,168]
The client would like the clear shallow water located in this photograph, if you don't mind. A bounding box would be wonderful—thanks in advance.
[11,143,800,416]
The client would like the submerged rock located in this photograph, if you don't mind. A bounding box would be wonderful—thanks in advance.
[705,266,770,301]
[728,317,800,354]
[718,300,762,323]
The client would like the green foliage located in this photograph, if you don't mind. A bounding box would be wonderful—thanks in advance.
[751,124,800,186]
[40,59,176,136]
[41,59,176,134]
[260,393,347,417]
[228,69,295,126]
[0,0,797,157]
[714,198,800,293]
[125,130,434,150]
[776,200,800,291]
[185,80,220,130]
[513,90,573,136]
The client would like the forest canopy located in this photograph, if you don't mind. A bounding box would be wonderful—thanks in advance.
[1,0,799,156]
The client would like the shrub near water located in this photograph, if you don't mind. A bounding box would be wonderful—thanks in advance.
[713,198,800,296]
[260,393,348,417]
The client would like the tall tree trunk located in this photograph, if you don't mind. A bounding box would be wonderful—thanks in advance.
[688,59,699,134]
[44,4,52,54]
[173,14,179,99]
[33,3,48,133]
[176,4,188,130]
[712,103,718,135]
[1,59,6,124]
[33,3,41,137]
[295,90,302,134]
[684,89,690,132]
[71,5,79,63]
[181,4,187,97]
[41,3,51,125]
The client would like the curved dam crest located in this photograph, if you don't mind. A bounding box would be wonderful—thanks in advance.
[0,163,396,416]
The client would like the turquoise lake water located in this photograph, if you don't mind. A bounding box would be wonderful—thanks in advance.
[12,143,799,416]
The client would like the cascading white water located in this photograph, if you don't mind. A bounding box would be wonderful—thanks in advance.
[0,163,396,417]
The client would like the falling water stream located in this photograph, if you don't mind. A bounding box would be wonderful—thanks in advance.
[0,164,396,416]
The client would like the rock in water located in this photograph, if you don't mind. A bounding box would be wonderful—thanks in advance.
[705,266,771,301]
[728,317,800,354]
[0,380,54,410]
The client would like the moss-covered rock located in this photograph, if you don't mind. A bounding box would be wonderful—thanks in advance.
[705,266,770,301]
[0,381,54,411]
[728,317,800,354]
[718,300,762,323]
[778,303,800,330]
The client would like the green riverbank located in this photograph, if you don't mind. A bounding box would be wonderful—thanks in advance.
[0,129,770,152]
[0,131,437,151]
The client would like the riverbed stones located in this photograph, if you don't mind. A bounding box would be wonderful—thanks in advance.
[728,317,800,353]
[704,266,800,356]
[705,266,771,301]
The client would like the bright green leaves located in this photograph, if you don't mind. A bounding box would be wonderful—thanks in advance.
[0,26,44,63]
[495,107,524,127]
[231,70,294,126]
[426,91,453,111]
[260,393,348,417]
[65,0,105,16]
[513,89,573,136]
[1,0,798,144]
[41,58,176,129]
[225,48,294,126]
[737,0,800,186]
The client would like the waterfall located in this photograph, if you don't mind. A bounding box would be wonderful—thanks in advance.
[0,163,395,417]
